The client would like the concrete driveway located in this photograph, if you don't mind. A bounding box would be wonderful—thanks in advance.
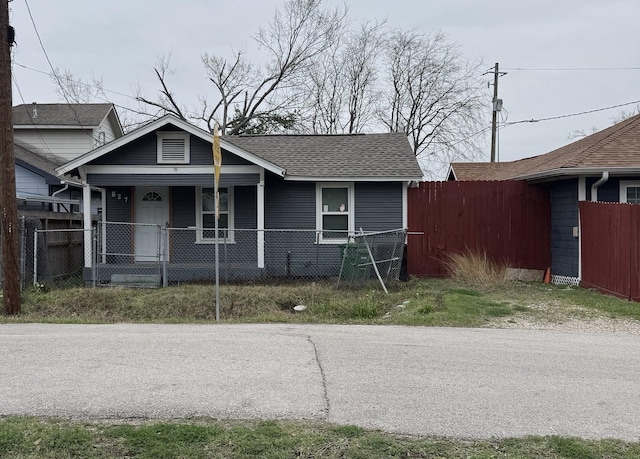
[0,323,638,440]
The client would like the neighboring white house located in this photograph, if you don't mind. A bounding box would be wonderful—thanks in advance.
[12,103,123,213]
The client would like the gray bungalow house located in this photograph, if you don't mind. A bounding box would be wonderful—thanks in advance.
[448,112,640,285]
[56,114,422,283]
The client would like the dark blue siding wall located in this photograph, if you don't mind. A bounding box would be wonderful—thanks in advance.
[105,186,132,263]
[265,174,315,229]
[172,187,195,227]
[168,186,257,264]
[585,176,640,202]
[355,182,403,231]
[92,131,251,166]
[551,179,579,277]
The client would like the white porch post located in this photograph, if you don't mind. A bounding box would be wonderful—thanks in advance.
[80,168,92,268]
[402,181,409,229]
[257,169,265,269]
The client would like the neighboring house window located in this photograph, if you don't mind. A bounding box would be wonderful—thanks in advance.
[316,182,354,243]
[196,186,234,242]
[157,132,190,164]
[619,181,640,204]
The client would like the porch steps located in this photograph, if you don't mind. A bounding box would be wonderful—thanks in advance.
[110,274,161,288]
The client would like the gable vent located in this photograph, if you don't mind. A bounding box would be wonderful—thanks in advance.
[157,132,190,164]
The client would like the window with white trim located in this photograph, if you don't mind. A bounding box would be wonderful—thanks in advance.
[620,181,640,204]
[316,182,354,243]
[196,186,234,242]
[157,132,190,164]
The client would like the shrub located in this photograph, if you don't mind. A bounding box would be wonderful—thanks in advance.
[444,250,509,288]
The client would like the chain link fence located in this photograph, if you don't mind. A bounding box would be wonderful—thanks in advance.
[89,222,406,288]
[8,221,406,290]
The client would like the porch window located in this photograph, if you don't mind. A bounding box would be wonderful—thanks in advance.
[316,182,354,243]
[196,186,234,242]
[620,181,640,204]
[157,132,190,164]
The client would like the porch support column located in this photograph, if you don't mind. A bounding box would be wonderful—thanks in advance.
[402,181,409,229]
[257,169,265,269]
[79,168,92,268]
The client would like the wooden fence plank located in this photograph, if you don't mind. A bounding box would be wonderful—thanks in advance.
[408,181,551,277]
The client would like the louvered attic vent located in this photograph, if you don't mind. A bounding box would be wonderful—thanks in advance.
[157,132,190,164]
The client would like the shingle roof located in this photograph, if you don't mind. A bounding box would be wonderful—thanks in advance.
[12,103,114,127]
[223,132,423,179]
[450,112,640,180]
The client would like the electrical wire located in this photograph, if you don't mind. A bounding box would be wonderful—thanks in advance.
[23,0,103,145]
[503,99,640,126]
[12,75,63,166]
[502,67,640,71]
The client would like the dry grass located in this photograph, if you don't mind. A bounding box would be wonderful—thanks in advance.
[444,250,509,288]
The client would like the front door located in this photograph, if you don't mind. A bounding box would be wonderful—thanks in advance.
[135,187,169,262]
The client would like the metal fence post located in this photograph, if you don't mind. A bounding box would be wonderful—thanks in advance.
[19,216,25,291]
[92,228,97,288]
[33,229,38,288]
[162,226,168,287]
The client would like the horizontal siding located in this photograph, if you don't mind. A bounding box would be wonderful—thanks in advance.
[16,165,49,196]
[14,130,93,162]
[355,182,403,231]
[265,174,316,229]
[92,131,252,166]
[87,173,259,187]
[550,179,579,277]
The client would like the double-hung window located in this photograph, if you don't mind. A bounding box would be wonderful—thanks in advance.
[196,186,234,242]
[316,182,354,243]
[620,181,640,204]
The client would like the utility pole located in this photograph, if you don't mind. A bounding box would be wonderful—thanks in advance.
[1,0,21,315]
[486,63,506,163]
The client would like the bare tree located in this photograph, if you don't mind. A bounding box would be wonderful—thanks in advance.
[300,20,384,134]
[380,30,487,178]
[139,0,346,134]
[52,67,107,104]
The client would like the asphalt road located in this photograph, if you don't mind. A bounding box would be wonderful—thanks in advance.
[0,323,638,440]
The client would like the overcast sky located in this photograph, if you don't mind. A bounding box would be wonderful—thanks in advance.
[8,0,640,164]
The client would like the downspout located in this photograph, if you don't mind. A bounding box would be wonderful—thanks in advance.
[590,171,609,202]
[51,182,69,212]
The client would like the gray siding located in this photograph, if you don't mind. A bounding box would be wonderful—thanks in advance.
[551,179,579,277]
[168,186,257,264]
[92,131,251,166]
[88,173,259,187]
[104,186,132,263]
[265,174,316,229]
[355,182,403,231]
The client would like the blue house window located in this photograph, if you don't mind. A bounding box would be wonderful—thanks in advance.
[316,182,354,243]
[196,186,234,243]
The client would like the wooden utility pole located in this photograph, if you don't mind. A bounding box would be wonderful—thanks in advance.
[487,63,506,163]
[1,0,21,315]
[490,63,499,162]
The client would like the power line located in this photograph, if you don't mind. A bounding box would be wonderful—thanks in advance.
[502,67,640,71]
[23,0,102,144]
[503,99,640,126]
[12,74,62,165]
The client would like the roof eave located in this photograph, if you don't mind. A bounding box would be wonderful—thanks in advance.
[282,175,423,182]
[513,167,640,181]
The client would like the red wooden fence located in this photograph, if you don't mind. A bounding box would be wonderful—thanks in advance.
[580,201,640,301]
[407,181,551,277]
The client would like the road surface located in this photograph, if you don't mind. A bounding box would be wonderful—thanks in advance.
[0,323,638,440]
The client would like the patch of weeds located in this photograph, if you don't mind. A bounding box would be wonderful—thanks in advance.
[330,425,365,438]
[417,304,433,315]
[450,288,482,297]
[550,437,599,459]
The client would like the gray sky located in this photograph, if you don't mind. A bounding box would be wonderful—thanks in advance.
[8,0,640,164]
